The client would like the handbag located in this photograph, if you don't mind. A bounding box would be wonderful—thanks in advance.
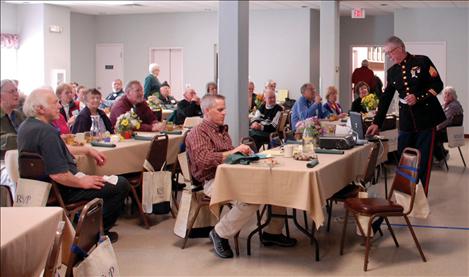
[394,183,430,218]
[141,170,172,214]
[72,236,120,277]
[14,178,51,207]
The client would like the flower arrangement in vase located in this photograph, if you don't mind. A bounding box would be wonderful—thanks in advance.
[114,108,142,139]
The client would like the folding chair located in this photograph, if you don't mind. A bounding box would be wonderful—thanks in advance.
[43,221,65,277]
[340,147,426,271]
[18,152,87,220]
[240,136,258,153]
[66,198,104,277]
[123,134,174,229]
[326,142,381,232]
[446,124,466,168]
[178,151,240,256]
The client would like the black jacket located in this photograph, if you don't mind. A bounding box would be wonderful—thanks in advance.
[174,99,202,125]
[373,53,445,131]
[71,106,114,134]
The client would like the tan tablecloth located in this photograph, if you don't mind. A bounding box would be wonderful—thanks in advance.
[210,144,372,229]
[76,132,184,175]
[1,207,68,277]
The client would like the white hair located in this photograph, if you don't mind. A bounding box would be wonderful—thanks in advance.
[23,87,54,117]
[148,63,160,74]
[1,79,16,93]
[443,86,457,100]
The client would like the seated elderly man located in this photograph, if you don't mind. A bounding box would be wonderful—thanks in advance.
[156,81,177,109]
[174,87,202,125]
[100,79,125,110]
[1,79,25,160]
[110,80,164,132]
[249,88,283,149]
[1,79,26,198]
[434,86,464,165]
[186,94,296,259]
[17,87,130,242]
[291,83,324,132]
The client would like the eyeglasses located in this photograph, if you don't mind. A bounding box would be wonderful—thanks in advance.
[385,46,401,56]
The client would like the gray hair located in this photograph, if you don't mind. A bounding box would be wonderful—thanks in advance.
[385,36,406,50]
[125,80,142,93]
[206,81,217,93]
[263,87,275,97]
[300,83,313,95]
[443,86,457,100]
[1,79,17,93]
[148,63,160,74]
[23,87,54,117]
[201,94,225,114]
[361,59,369,67]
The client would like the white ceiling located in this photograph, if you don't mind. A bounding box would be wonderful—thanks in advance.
[7,1,469,16]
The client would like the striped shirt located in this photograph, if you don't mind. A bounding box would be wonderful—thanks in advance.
[185,119,233,183]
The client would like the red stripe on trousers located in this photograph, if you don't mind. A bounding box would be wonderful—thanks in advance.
[424,128,435,196]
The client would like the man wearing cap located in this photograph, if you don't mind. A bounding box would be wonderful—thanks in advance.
[156,81,177,109]
[366,36,445,196]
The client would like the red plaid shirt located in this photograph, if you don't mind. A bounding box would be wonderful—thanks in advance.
[185,119,233,183]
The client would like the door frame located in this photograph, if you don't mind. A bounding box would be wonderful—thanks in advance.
[148,46,184,90]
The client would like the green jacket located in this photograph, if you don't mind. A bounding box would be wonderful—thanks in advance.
[0,108,26,160]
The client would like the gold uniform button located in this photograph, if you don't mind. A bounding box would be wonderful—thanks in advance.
[406,92,410,95]
[402,70,406,74]
[404,82,408,86]
[406,87,410,91]
[402,65,406,69]
[403,76,407,80]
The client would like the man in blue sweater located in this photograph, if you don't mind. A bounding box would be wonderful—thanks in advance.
[291,83,324,131]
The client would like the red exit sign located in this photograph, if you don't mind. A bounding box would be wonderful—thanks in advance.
[351,8,366,19]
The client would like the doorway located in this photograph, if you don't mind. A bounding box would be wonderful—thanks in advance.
[149,48,183,100]
[95,43,124,96]
[351,46,386,98]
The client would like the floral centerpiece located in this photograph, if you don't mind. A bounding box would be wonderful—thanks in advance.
[361,93,379,112]
[147,95,162,111]
[254,93,264,109]
[114,108,142,139]
[294,117,323,140]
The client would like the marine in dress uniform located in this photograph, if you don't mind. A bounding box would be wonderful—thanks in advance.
[368,36,445,196]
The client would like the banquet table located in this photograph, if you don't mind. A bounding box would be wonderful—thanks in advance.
[210,143,373,229]
[76,131,185,175]
[0,207,73,277]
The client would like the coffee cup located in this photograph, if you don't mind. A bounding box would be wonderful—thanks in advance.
[284,145,294,158]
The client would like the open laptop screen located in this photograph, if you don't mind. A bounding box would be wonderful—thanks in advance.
[350,111,365,140]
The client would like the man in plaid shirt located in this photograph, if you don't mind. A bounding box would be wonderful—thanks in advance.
[186,94,296,259]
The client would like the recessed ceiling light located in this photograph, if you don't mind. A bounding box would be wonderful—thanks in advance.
[381,3,388,6]
[301,5,308,8]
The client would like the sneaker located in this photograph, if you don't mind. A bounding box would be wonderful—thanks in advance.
[209,229,233,258]
[104,231,119,243]
[261,232,297,247]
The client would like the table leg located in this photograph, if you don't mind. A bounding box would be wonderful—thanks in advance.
[292,209,320,261]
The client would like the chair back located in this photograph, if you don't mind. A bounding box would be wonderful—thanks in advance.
[360,142,381,186]
[4,150,19,184]
[269,132,283,148]
[18,152,49,181]
[146,134,168,171]
[447,125,465,148]
[66,198,103,277]
[389,147,420,211]
[451,113,464,127]
[277,111,289,138]
[240,136,258,153]
[177,152,192,185]
[183,116,203,129]
[43,221,65,277]
[0,185,13,207]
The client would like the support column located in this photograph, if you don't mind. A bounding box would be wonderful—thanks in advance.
[218,1,249,145]
[319,0,340,97]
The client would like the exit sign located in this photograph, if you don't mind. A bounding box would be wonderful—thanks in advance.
[351,8,365,19]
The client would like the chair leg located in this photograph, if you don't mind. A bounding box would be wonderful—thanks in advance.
[182,203,202,249]
[444,158,449,171]
[363,217,374,272]
[403,215,427,262]
[326,200,333,232]
[383,165,388,199]
[234,231,240,256]
[458,147,466,167]
[303,211,309,231]
[130,186,150,229]
[339,208,349,255]
[384,217,399,247]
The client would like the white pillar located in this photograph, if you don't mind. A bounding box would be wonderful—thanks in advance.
[218,1,249,145]
[319,0,340,97]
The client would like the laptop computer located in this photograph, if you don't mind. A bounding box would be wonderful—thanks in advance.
[350,111,387,144]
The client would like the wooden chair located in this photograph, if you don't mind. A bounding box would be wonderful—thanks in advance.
[18,152,87,220]
[66,198,104,277]
[123,134,174,229]
[277,110,290,140]
[178,151,240,256]
[269,132,283,148]
[43,221,65,277]
[340,147,426,271]
[326,142,381,232]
